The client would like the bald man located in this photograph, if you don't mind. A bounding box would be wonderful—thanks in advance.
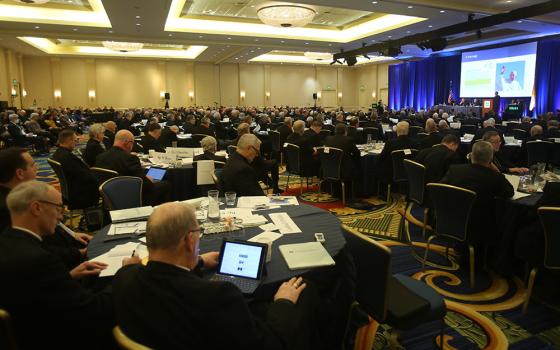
[96,130,170,205]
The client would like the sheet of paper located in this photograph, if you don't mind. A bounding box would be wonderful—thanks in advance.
[236,196,269,208]
[221,208,253,220]
[259,223,279,231]
[513,191,531,200]
[110,206,153,223]
[195,160,215,185]
[241,215,268,227]
[91,243,148,277]
[269,212,302,234]
[504,174,520,191]
[249,231,283,243]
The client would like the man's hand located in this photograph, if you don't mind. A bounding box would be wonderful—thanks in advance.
[122,254,142,266]
[510,167,529,174]
[200,252,219,269]
[79,247,88,258]
[70,261,107,279]
[274,277,306,304]
[74,232,93,245]
[146,175,155,183]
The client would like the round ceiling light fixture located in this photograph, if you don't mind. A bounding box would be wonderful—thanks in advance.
[304,52,333,61]
[102,41,144,52]
[257,5,316,28]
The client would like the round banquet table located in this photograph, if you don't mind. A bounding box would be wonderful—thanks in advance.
[87,203,345,286]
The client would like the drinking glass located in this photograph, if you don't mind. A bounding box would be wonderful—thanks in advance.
[225,192,237,206]
[207,190,220,221]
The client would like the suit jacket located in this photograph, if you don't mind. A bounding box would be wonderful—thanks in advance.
[324,135,360,179]
[346,126,364,144]
[441,164,514,244]
[112,261,297,350]
[193,151,226,163]
[95,146,154,194]
[415,144,464,183]
[417,132,442,150]
[7,122,27,146]
[222,152,263,196]
[286,133,318,176]
[52,146,99,209]
[0,185,10,233]
[192,125,216,137]
[0,227,114,350]
[103,129,115,149]
[159,128,178,148]
[83,138,105,167]
[276,124,293,144]
[303,129,323,148]
[140,134,165,154]
[378,135,415,183]
[546,128,560,139]
[472,126,504,144]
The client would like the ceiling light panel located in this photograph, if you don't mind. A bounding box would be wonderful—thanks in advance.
[250,50,394,65]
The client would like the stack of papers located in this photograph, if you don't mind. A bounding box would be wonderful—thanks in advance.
[236,196,298,208]
[110,206,153,223]
[90,242,148,277]
[107,221,147,236]
[269,212,301,234]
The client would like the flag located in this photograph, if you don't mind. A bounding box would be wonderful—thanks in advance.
[447,82,455,104]
[529,83,536,112]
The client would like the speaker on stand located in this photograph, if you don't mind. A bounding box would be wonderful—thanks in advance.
[164,92,170,109]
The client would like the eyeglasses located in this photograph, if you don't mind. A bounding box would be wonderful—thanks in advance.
[37,200,65,213]
[190,227,204,237]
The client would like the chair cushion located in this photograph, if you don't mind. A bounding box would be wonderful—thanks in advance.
[385,274,446,330]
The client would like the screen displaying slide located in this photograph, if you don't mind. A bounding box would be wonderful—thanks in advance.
[460,42,537,98]
[219,242,263,279]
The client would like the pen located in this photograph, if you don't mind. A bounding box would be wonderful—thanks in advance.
[131,250,136,257]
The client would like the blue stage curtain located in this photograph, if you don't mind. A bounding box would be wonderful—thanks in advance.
[535,38,560,116]
[389,55,461,111]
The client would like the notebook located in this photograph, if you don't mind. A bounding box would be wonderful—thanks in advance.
[146,167,167,181]
[210,240,268,295]
[279,242,336,270]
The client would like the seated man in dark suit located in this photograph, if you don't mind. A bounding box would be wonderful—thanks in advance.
[303,119,324,148]
[96,130,171,206]
[437,120,460,138]
[415,134,463,183]
[183,114,196,134]
[83,123,106,167]
[472,117,503,144]
[52,129,99,210]
[192,116,216,137]
[103,120,117,149]
[117,111,139,135]
[346,117,364,144]
[0,148,92,269]
[222,134,265,196]
[7,113,48,153]
[0,181,136,350]
[231,122,250,146]
[194,136,226,162]
[140,122,165,154]
[524,125,545,143]
[324,124,360,180]
[276,116,293,145]
[113,202,311,349]
[159,125,179,148]
[545,120,560,138]
[378,121,415,185]
[441,141,514,250]
[417,118,442,149]
[482,131,528,174]
[287,120,320,177]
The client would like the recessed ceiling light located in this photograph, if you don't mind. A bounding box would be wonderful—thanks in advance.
[168,34,172,36]
[108,30,113,33]
[305,42,309,45]
[440,10,445,13]
[328,43,332,46]
[136,15,141,19]
[506,0,512,2]
[408,6,413,9]
[371,39,376,42]
[281,40,285,43]
[372,1,378,3]
[517,20,523,23]
[136,23,141,26]
[250,50,254,52]
[73,28,78,31]
[235,58,238,60]
[34,26,40,29]
[227,37,231,40]
[198,35,203,38]
[255,39,259,41]
[428,25,433,28]
[257,47,261,49]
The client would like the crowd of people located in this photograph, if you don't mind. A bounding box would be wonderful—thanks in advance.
[1,102,559,349]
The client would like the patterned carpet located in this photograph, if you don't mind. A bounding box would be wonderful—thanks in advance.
[36,158,560,350]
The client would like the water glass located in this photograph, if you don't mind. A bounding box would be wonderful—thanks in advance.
[207,190,220,221]
[225,192,237,206]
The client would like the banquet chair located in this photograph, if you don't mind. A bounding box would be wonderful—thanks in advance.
[425,183,477,287]
[460,124,477,137]
[319,129,331,141]
[522,207,560,314]
[363,127,380,141]
[90,167,119,186]
[387,149,418,202]
[526,140,553,167]
[284,143,315,194]
[0,309,18,350]
[113,326,152,350]
[401,159,430,240]
[409,126,423,138]
[99,176,143,211]
[512,128,528,141]
[316,147,347,206]
[268,129,283,164]
[341,225,446,349]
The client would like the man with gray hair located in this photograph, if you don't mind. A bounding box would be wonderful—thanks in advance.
[0,181,133,349]
[83,123,106,166]
[194,136,226,162]
[192,116,216,137]
[418,118,442,149]
[441,141,514,248]
[112,202,309,349]
[378,121,415,186]
[222,134,264,196]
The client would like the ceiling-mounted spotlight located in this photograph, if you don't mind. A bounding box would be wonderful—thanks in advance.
[416,38,448,52]
[363,53,371,60]
[345,56,357,66]
[379,46,402,57]
[330,59,343,65]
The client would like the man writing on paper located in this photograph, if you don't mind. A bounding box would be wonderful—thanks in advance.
[112,202,312,349]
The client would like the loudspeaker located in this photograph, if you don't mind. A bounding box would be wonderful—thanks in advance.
[312,93,317,100]
[164,92,170,100]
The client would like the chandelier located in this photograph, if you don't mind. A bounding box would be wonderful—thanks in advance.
[304,52,333,61]
[102,41,144,53]
[15,0,50,4]
[257,5,316,28]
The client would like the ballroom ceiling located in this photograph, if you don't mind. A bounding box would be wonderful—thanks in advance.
[0,0,558,65]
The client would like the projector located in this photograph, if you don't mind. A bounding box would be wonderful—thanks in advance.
[15,0,51,4]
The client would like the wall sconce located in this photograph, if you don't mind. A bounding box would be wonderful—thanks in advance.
[160,91,166,100]
[54,90,62,99]
[188,91,194,101]
[371,91,376,99]
[22,90,27,97]
[338,92,342,99]
[88,90,96,99]
[317,91,322,99]
[11,88,17,97]
[240,91,246,100]
[265,91,270,99]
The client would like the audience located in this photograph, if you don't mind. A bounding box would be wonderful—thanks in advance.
[287,120,320,177]
[324,124,361,181]
[222,134,265,196]
[415,134,463,183]
[140,122,165,153]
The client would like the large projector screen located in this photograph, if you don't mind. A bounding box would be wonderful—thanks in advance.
[460,42,537,98]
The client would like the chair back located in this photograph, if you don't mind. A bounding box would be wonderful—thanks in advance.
[403,159,426,205]
[391,149,418,183]
[460,124,477,136]
[527,141,553,166]
[113,326,152,350]
[268,130,281,152]
[284,143,301,174]
[193,160,215,186]
[191,134,207,147]
[100,176,143,211]
[416,132,429,140]
[548,141,560,166]
[427,183,476,242]
[226,145,237,156]
[537,207,560,269]
[363,127,379,141]
[409,126,423,138]
[317,147,343,181]
[319,129,331,140]
[512,128,527,140]
[90,167,119,186]
[341,225,390,322]
[0,309,18,350]
[213,160,225,169]
[47,158,70,205]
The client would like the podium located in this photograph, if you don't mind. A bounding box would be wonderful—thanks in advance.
[482,99,494,116]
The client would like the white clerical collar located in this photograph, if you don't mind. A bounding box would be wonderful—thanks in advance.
[174,264,191,272]
[13,226,43,242]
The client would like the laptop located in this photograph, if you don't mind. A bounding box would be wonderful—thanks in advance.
[210,239,268,295]
[146,167,167,181]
